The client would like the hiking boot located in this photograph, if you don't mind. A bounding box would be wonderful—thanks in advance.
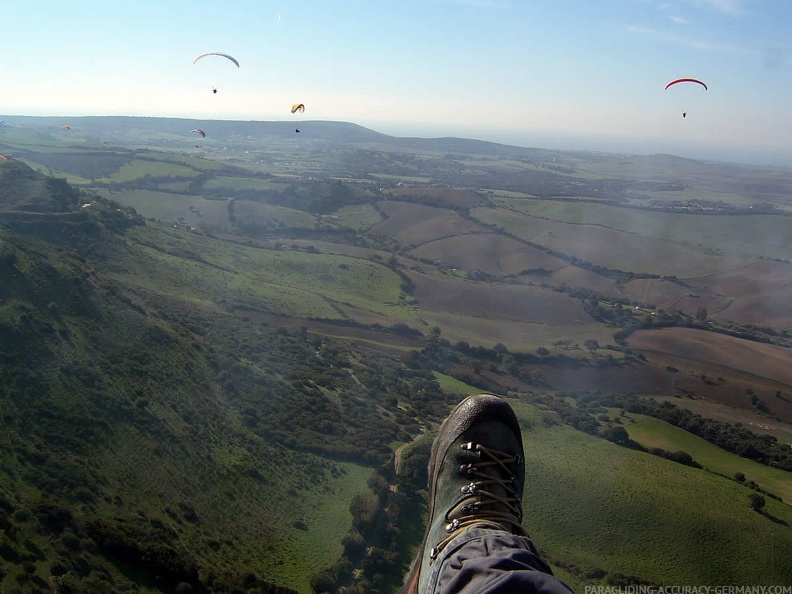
[402,394,528,594]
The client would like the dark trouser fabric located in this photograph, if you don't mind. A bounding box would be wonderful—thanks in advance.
[429,528,574,594]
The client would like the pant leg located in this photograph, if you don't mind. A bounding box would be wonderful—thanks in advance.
[427,528,574,594]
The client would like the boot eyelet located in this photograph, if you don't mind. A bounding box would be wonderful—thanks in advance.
[459,463,477,476]
[460,482,478,494]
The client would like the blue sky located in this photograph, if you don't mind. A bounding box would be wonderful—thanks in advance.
[1,0,790,164]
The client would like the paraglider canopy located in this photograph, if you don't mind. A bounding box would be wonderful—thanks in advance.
[665,78,707,118]
[193,52,240,68]
[665,78,707,91]
[291,103,305,114]
[190,128,206,138]
[62,125,71,130]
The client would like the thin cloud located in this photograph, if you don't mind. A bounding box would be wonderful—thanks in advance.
[669,15,691,25]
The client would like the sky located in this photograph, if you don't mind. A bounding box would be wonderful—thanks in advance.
[1,0,790,165]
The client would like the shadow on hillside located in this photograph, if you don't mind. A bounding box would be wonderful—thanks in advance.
[761,512,789,527]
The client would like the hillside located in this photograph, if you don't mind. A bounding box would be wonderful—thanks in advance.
[0,160,453,592]
[1,121,792,591]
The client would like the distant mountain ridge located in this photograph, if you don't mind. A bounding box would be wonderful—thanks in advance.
[1,114,560,159]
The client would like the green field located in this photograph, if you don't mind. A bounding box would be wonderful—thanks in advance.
[98,159,200,183]
[624,414,792,503]
[265,462,373,592]
[113,225,413,322]
[233,200,321,230]
[333,204,383,230]
[508,398,792,586]
[108,189,231,227]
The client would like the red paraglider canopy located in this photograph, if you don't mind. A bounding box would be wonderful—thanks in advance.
[665,78,708,91]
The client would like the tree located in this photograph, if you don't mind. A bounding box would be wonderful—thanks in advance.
[748,493,765,512]
[583,339,600,353]
[310,569,337,593]
[502,354,519,375]
[602,426,631,446]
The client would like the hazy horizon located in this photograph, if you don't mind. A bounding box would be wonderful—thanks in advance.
[2,1,791,170]
[3,110,789,169]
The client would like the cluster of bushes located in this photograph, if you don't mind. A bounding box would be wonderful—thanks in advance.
[216,326,445,466]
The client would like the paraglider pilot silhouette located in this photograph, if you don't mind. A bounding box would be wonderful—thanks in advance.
[665,77,707,120]
[193,52,239,96]
[402,394,574,594]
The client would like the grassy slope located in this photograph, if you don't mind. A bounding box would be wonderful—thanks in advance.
[0,231,377,593]
[0,189,435,592]
[432,371,484,396]
[507,399,792,586]
[110,224,410,322]
[624,414,792,503]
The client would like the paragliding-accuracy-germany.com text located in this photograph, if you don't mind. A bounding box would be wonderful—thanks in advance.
[584,587,791,594]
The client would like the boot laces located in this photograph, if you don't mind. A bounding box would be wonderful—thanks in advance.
[430,441,525,560]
